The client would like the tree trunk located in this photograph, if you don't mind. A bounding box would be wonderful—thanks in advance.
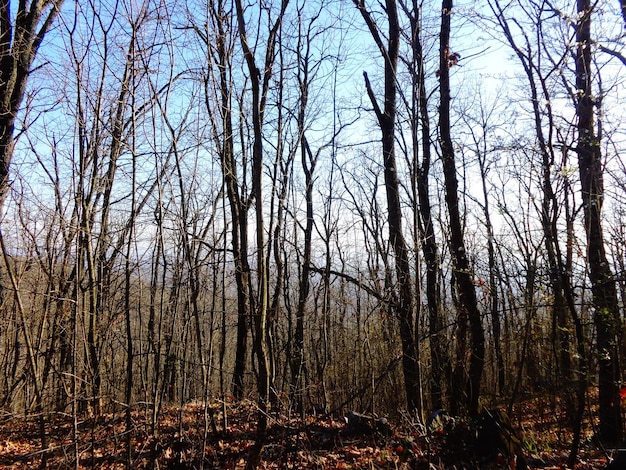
[357,0,422,413]
[234,0,289,466]
[438,0,484,417]
[202,0,252,400]
[575,0,621,446]
[406,0,446,411]
[290,29,317,411]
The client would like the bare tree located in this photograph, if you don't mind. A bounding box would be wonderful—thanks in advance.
[354,0,422,413]
[234,0,289,465]
[397,0,447,411]
[438,0,484,417]
[203,0,254,401]
[574,0,621,445]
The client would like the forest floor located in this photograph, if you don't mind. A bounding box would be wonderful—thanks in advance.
[0,395,616,469]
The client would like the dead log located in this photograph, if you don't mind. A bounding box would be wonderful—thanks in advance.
[344,411,391,435]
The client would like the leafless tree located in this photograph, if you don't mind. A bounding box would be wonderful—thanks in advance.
[438,0,484,417]
[574,0,621,446]
[233,0,289,465]
[354,0,422,413]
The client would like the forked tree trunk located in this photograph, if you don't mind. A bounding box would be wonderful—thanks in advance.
[201,0,252,400]
[234,0,289,466]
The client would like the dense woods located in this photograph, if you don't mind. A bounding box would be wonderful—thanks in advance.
[1,0,626,467]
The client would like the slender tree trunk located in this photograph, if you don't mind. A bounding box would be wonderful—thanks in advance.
[124,171,135,469]
[399,0,447,409]
[234,0,289,466]
[290,136,312,414]
[438,0,484,417]
[267,35,290,411]
[201,0,252,400]
[291,29,317,411]
[404,0,446,411]
[148,206,164,436]
[479,163,504,395]
[356,0,421,413]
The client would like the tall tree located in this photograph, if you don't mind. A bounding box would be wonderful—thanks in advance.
[197,0,253,401]
[398,0,447,411]
[438,0,484,417]
[575,0,621,445]
[290,4,319,413]
[234,0,289,465]
[355,0,422,413]
[289,1,347,413]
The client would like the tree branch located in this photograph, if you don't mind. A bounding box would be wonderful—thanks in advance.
[363,71,384,122]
